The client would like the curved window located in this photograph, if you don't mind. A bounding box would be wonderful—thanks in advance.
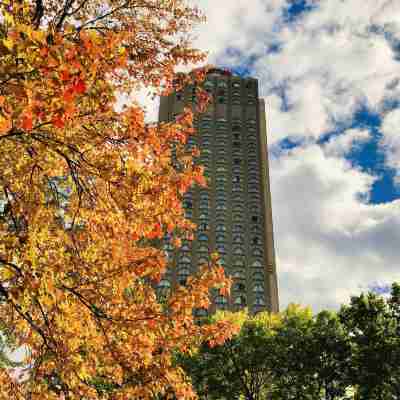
[199,202,209,210]
[198,234,208,242]
[233,235,244,244]
[216,245,226,254]
[199,223,209,231]
[232,81,241,88]
[253,271,264,281]
[216,204,227,211]
[199,213,209,221]
[177,266,190,275]
[233,269,245,279]
[198,257,208,265]
[216,234,225,243]
[252,260,262,268]
[254,297,265,306]
[233,259,244,268]
[179,256,191,264]
[233,214,243,222]
[216,224,227,232]
[194,308,208,317]
[234,295,246,306]
[198,245,208,253]
[233,247,245,256]
[215,296,228,308]
[163,243,174,251]
[252,247,263,257]
[217,166,227,173]
[158,279,171,289]
[253,284,264,293]
[232,97,241,105]
[233,224,243,233]
[233,282,246,292]
[181,244,190,251]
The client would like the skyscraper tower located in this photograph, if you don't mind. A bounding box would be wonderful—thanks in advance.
[159,68,279,314]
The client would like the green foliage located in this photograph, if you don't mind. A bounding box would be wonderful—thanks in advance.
[179,282,400,400]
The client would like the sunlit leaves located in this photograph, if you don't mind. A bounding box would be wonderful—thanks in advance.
[0,1,231,399]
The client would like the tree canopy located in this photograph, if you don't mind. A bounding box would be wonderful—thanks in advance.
[180,283,400,400]
[0,1,235,399]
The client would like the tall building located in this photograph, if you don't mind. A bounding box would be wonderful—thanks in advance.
[158,68,279,314]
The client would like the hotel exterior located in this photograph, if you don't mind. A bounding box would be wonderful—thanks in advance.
[158,68,279,314]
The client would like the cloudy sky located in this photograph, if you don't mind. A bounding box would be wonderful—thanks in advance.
[144,0,400,312]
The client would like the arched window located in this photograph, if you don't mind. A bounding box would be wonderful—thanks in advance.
[194,308,208,317]
[198,245,208,253]
[157,279,171,290]
[216,224,226,232]
[254,297,265,306]
[181,244,190,252]
[233,270,245,279]
[233,282,246,292]
[215,296,227,308]
[253,271,264,281]
[233,259,245,267]
[233,214,243,222]
[252,260,262,268]
[199,213,209,221]
[198,257,208,265]
[253,284,264,293]
[252,247,263,257]
[233,224,243,233]
[234,295,246,306]
[216,234,225,243]
[198,234,208,242]
[179,256,191,264]
[234,247,244,256]
[216,245,226,254]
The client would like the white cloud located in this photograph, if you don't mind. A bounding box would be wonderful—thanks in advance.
[270,144,400,311]
[380,108,400,183]
[323,128,371,157]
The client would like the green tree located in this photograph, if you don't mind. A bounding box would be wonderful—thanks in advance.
[338,283,400,400]
[178,311,282,400]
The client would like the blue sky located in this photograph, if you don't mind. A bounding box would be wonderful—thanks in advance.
[185,0,400,311]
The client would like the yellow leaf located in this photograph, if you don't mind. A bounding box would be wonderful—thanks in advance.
[2,38,13,51]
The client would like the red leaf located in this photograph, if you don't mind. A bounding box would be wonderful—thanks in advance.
[52,115,65,128]
[73,79,86,94]
[60,70,70,82]
[21,114,33,131]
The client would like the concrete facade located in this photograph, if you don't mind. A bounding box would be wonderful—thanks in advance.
[158,68,279,314]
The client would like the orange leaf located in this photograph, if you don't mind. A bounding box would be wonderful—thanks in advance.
[52,115,65,128]
[21,113,33,131]
[73,79,86,94]
[60,69,71,81]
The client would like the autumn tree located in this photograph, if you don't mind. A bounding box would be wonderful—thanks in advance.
[0,1,235,399]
